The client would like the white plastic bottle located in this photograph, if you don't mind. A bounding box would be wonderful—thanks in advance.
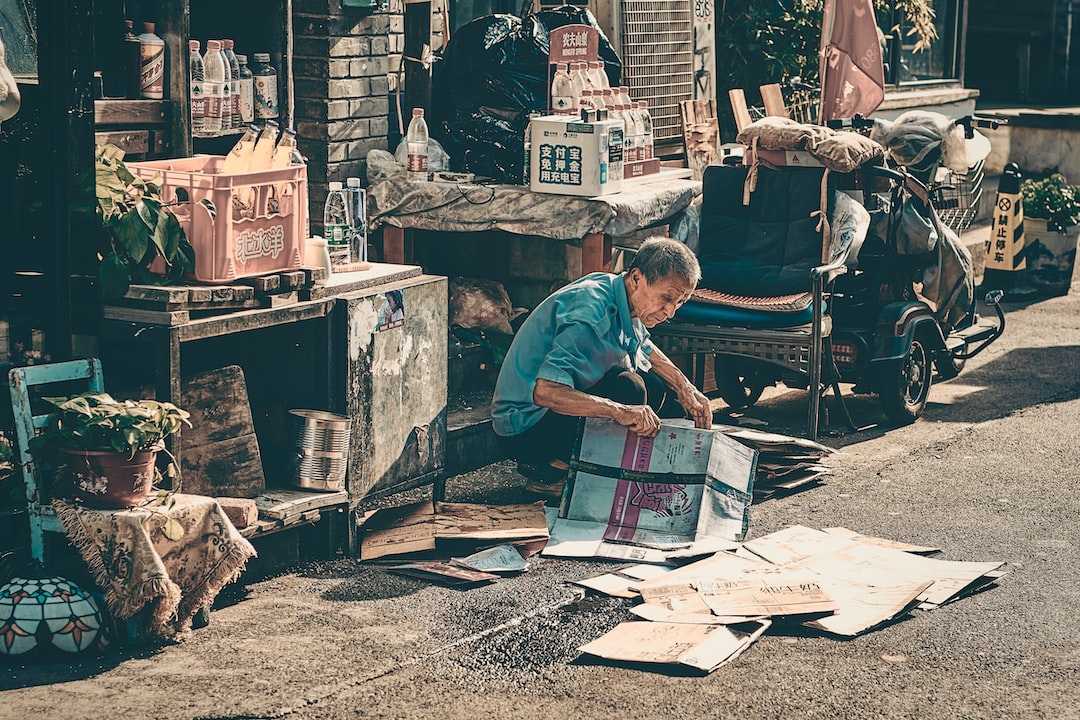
[236,54,255,125]
[202,40,226,134]
[272,127,297,169]
[222,40,241,131]
[570,61,589,101]
[323,181,351,267]
[188,40,205,136]
[221,124,260,174]
[551,62,574,115]
[637,100,654,160]
[405,108,429,182]
[623,102,643,163]
[345,177,368,264]
[138,22,165,99]
[588,61,608,90]
[249,120,280,171]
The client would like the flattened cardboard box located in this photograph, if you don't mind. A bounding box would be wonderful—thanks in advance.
[545,418,757,561]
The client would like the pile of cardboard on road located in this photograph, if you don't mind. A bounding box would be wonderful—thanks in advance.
[572,525,1006,673]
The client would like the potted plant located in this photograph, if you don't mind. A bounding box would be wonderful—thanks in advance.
[26,392,191,509]
[87,144,214,300]
[1020,173,1080,296]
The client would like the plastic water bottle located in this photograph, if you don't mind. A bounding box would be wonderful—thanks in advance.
[323,181,351,267]
[405,108,429,182]
[551,62,574,115]
[138,22,165,99]
[272,127,298,169]
[637,100,654,160]
[570,62,589,107]
[202,40,226,134]
[345,177,368,263]
[222,40,241,131]
[588,61,608,90]
[249,120,280,171]
[236,54,255,125]
[188,40,205,136]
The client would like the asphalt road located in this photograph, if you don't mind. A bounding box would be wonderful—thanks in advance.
[3,288,1079,720]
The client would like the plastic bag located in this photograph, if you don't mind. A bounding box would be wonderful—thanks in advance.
[430,6,623,182]
[449,276,516,335]
[393,136,450,173]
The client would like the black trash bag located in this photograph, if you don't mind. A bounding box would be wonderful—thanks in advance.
[431,6,622,183]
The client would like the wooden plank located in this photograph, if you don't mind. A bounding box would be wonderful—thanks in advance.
[729,88,753,133]
[102,305,190,326]
[95,130,150,155]
[303,267,330,286]
[255,489,349,520]
[760,83,788,119]
[124,285,192,303]
[94,99,170,125]
[279,271,307,290]
[189,287,213,302]
[266,291,299,308]
[680,99,720,181]
[179,365,265,498]
[242,275,280,293]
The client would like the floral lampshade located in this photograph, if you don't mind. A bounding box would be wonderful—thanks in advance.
[0,567,105,658]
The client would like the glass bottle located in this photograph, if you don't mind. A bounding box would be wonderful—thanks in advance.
[272,127,297,169]
[236,54,255,125]
[137,22,165,99]
[122,19,143,100]
[251,53,279,120]
[221,124,260,174]
[249,120,281,172]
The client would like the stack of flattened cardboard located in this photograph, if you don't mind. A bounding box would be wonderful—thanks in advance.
[574,525,1006,673]
[717,426,836,500]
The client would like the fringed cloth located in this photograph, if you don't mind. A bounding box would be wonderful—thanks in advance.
[53,493,257,642]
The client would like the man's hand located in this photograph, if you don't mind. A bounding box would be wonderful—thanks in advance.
[613,404,662,437]
[678,385,713,429]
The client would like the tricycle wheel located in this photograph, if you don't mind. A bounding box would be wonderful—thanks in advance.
[713,357,768,409]
[878,332,933,425]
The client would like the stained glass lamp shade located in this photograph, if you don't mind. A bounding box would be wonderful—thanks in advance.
[0,570,104,657]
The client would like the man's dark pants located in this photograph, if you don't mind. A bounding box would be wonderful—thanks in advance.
[496,368,687,467]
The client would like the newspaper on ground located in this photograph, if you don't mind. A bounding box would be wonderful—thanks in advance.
[579,620,771,674]
[544,418,756,562]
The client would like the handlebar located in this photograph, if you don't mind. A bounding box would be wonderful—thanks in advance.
[956,114,1008,138]
[825,114,876,131]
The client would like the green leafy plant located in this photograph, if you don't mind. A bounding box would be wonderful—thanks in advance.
[1021,174,1080,233]
[92,144,214,299]
[27,392,191,461]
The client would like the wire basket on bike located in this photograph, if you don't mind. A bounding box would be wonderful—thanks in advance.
[932,158,985,232]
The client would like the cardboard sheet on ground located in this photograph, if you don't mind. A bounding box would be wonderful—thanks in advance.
[572,563,674,598]
[544,419,756,561]
[387,562,500,586]
[361,501,549,561]
[745,525,1006,609]
[579,620,770,674]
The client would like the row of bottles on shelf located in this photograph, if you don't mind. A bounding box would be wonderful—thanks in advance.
[221,121,300,174]
[189,39,278,137]
[321,178,368,269]
[550,61,654,163]
[101,19,164,100]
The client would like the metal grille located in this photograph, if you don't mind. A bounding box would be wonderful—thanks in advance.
[621,0,695,147]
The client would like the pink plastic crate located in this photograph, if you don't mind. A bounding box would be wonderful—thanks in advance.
[127,155,308,284]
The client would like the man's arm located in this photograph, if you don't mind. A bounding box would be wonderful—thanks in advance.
[646,345,713,429]
[533,378,662,437]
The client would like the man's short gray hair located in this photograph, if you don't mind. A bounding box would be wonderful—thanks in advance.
[629,237,701,286]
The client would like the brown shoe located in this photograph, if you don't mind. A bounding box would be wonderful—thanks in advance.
[518,462,568,501]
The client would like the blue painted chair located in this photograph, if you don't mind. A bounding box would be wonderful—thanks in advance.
[8,359,105,562]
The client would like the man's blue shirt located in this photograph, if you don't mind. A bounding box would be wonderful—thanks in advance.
[491,272,653,437]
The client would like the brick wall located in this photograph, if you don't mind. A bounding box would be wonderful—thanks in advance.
[292,0,405,227]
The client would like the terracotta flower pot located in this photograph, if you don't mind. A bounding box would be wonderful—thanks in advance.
[61,444,162,509]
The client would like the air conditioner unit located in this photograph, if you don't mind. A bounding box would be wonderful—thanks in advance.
[535,0,716,154]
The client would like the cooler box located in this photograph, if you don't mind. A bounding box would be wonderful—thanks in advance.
[127,156,307,283]
[530,115,624,197]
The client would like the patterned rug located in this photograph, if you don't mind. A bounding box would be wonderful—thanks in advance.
[691,288,814,313]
